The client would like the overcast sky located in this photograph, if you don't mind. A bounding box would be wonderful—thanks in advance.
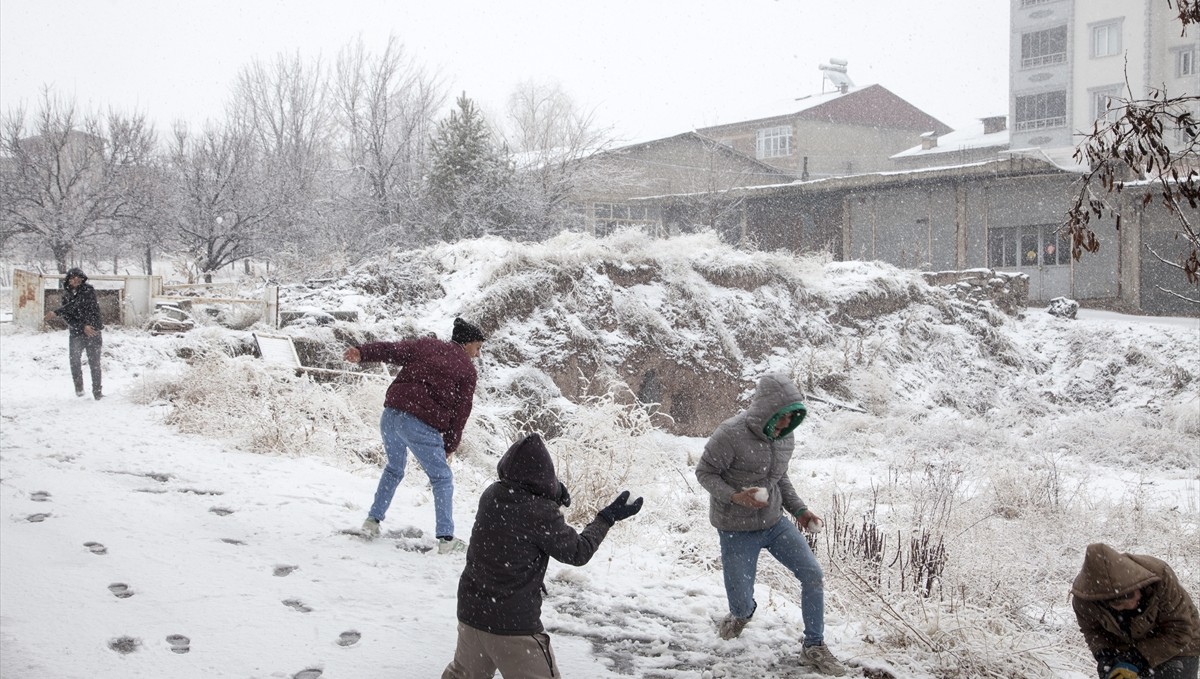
[0,0,1010,144]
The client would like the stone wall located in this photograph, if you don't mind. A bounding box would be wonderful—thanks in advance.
[921,268,1029,314]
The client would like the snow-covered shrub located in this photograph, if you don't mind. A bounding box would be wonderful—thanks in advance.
[548,378,655,525]
[141,350,378,462]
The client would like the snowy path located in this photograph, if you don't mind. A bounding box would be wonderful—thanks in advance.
[1,330,859,678]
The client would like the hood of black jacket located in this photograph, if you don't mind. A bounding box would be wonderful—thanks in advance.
[63,267,88,287]
[496,433,558,499]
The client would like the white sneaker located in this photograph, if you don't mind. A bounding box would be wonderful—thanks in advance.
[361,518,380,539]
[801,643,847,676]
[437,537,466,554]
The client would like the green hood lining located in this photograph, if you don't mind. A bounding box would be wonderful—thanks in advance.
[763,402,807,440]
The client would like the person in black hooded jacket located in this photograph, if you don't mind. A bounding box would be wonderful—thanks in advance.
[442,432,643,679]
[43,267,104,399]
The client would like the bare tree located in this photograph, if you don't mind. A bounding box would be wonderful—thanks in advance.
[164,122,276,282]
[1065,4,1200,304]
[333,35,445,248]
[230,52,334,261]
[0,89,158,272]
[1170,0,1200,24]
[501,80,615,239]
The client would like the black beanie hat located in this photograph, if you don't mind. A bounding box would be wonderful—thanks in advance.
[451,317,485,344]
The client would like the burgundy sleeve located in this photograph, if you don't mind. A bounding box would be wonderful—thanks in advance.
[357,340,416,365]
[443,370,477,454]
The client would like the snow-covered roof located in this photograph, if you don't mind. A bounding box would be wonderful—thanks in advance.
[891,119,1010,159]
[633,155,1067,201]
[1002,145,1090,173]
[697,86,865,129]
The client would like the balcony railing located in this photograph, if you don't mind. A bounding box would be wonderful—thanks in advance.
[1021,52,1066,68]
[1014,116,1067,131]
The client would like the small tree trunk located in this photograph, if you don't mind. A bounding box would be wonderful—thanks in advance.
[51,243,71,274]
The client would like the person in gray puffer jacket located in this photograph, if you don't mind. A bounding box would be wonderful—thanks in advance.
[696,373,847,676]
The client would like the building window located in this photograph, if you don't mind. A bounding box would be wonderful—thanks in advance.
[1021,26,1068,68]
[1091,86,1124,125]
[592,202,656,237]
[1091,20,1122,58]
[1178,47,1197,77]
[989,225,1071,268]
[756,126,792,159]
[1014,91,1067,131]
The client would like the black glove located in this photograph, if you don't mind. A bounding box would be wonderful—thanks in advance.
[597,490,643,525]
[556,481,571,508]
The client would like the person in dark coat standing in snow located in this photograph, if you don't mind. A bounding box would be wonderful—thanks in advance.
[345,317,484,553]
[43,267,105,399]
[442,432,643,679]
[696,373,847,677]
[1071,542,1200,679]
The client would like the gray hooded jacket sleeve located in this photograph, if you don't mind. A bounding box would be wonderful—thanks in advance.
[696,374,809,532]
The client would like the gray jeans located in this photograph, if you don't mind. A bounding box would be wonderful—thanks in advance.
[442,622,558,679]
[68,333,102,395]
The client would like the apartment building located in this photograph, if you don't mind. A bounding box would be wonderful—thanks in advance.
[1010,0,1199,151]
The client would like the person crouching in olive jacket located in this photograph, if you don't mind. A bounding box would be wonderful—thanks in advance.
[442,432,643,679]
[1071,542,1200,679]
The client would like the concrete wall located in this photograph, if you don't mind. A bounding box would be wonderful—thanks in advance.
[782,171,1129,305]
[1133,200,1200,316]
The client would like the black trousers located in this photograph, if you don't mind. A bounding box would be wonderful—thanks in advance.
[68,333,103,395]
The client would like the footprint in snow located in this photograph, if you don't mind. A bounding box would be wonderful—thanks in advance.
[108,636,140,654]
[336,630,361,647]
[283,599,313,613]
[108,583,133,599]
[24,513,50,522]
[209,507,234,516]
[273,565,299,577]
[221,538,245,546]
[166,634,191,654]
[30,491,51,502]
[84,541,107,555]
[178,488,223,496]
[293,669,323,679]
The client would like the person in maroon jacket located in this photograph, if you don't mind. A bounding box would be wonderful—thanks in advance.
[344,317,484,553]
[443,432,642,679]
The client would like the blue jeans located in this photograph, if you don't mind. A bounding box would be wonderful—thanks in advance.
[718,517,825,646]
[368,408,455,538]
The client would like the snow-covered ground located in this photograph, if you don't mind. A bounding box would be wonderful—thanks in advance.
[2,235,1197,678]
[1,327,887,679]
